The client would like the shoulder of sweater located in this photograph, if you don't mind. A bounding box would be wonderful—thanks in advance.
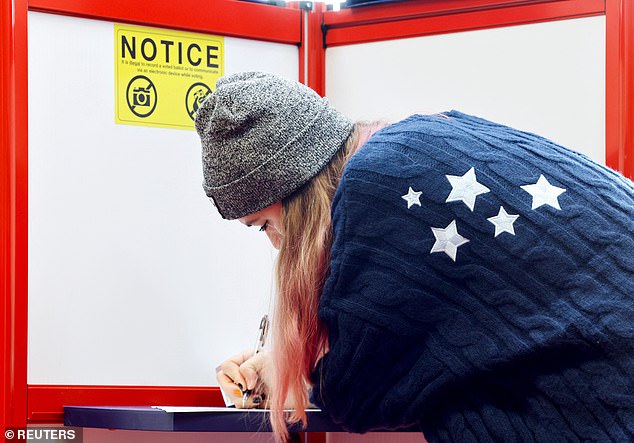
[344,114,446,171]
[345,110,486,168]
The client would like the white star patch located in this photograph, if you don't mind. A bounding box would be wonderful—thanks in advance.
[445,167,490,211]
[487,206,519,237]
[430,220,469,262]
[521,175,566,210]
[401,186,422,209]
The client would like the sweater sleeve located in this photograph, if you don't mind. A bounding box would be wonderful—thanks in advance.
[310,164,451,433]
[310,312,433,432]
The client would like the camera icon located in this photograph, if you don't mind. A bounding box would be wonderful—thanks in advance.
[126,76,157,118]
[132,87,152,107]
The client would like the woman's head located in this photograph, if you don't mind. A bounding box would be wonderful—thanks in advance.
[195,71,353,220]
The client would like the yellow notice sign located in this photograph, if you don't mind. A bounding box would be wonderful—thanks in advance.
[115,24,224,130]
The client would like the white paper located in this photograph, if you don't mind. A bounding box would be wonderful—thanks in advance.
[152,406,251,413]
[152,406,321,413]
[218,384,235,407]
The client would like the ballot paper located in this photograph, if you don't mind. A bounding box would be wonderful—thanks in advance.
[219,384,235,407]
[152,406,321,413]
[153,406,255,413]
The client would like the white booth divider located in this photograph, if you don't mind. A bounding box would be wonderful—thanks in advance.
[28,11,606,388]
[326,16,605,164]
[28,11,297,386]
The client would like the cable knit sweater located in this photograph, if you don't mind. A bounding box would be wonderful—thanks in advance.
[310,111,634,442]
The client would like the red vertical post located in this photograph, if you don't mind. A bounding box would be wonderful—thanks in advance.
[606,0,634,179]
[298,2,326,96]
[1,0,29,431]
[301,5,329,441]
[298,4,327,435]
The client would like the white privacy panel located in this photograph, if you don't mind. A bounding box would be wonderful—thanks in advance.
[28,11,297,385]
[326,16,605,164]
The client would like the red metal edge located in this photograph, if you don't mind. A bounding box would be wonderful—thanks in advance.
[308,3,326,96]
[28,0,301,45]
[324,0,554,28]
[307,3,326,96]
[286,1,307,85]
[27,385,225,423]
[2,0,29,432]
[325,0,604,46]
[606,0,634,179]
[299,7,306,85]
[295,3,326,95]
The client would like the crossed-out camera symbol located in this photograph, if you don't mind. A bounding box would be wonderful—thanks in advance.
[126,75,157,118]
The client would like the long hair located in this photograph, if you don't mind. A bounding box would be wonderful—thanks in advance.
[270,121,387,441]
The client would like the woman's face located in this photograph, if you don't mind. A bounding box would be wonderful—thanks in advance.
[239,201,283,249]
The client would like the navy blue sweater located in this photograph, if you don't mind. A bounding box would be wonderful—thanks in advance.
[310,111,634,442]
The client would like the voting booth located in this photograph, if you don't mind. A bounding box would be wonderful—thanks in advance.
[2,0,633,441]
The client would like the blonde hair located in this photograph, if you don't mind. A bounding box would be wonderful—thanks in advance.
[270,121,387,441]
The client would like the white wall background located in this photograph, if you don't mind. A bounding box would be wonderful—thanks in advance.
[326,16,606,164]
[28,11,297,386]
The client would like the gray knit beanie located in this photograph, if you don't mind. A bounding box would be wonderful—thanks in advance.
[194,71,354,220]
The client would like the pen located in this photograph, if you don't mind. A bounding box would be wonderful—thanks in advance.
[242,314,269,407]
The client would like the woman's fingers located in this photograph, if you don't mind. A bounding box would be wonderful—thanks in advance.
[218,350,253,392]
[216,369,247,406]
[217,372,268,409]
[239,351,271,391]
[242,378,270,409]
[239,352,272,409]
[216,351,272,409]
[240,360,259,391]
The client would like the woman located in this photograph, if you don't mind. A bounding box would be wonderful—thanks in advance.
[195,72,634,442]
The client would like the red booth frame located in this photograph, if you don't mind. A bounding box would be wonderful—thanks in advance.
[3,0,633,431]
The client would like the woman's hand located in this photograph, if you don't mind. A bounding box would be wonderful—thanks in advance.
[216,350,272,409]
